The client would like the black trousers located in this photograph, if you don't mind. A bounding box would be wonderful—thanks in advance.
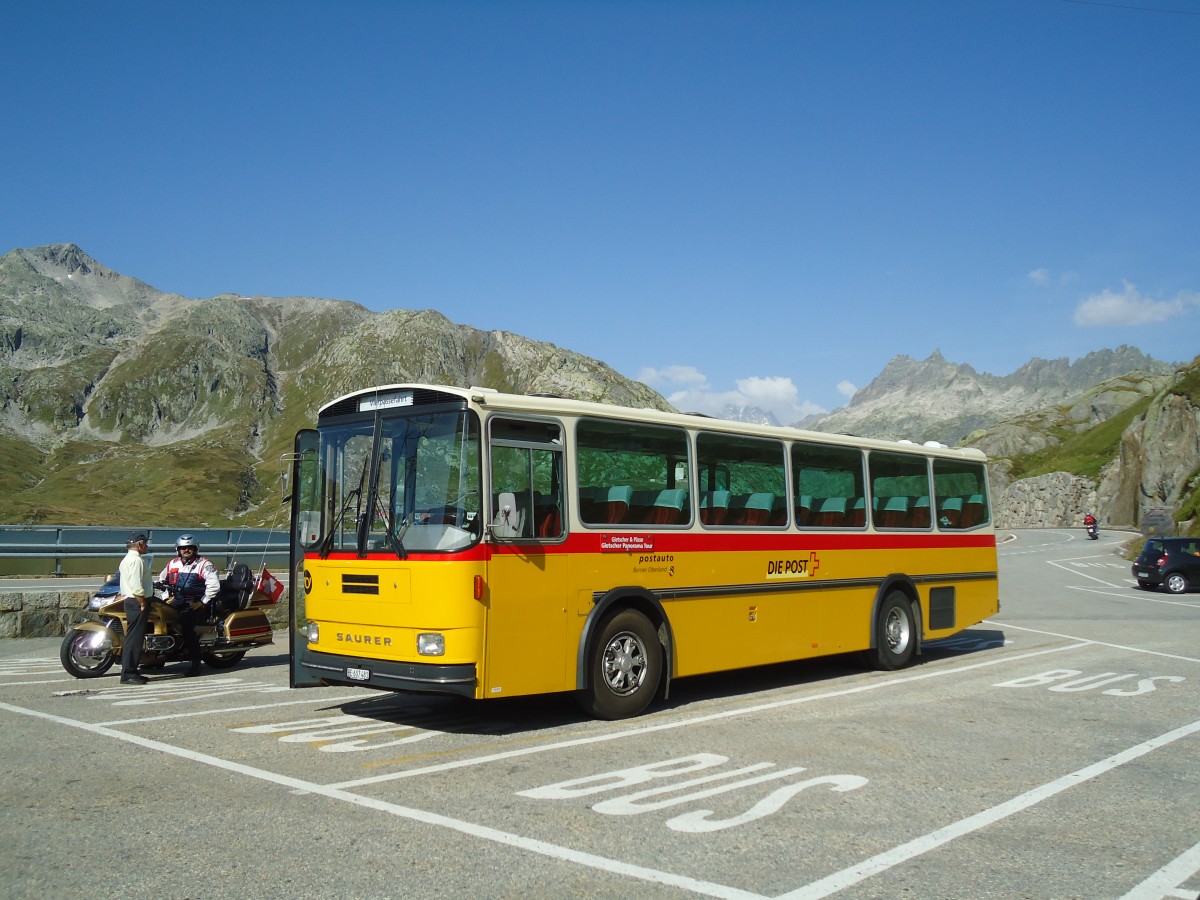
[174,601,202,662]
[121,597,148,676]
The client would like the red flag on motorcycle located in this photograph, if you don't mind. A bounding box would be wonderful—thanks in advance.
[256,567,284,603]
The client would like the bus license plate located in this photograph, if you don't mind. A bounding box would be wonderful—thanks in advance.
[346,667,370,681]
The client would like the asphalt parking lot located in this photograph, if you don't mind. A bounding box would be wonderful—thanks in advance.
[2,529,1197,899]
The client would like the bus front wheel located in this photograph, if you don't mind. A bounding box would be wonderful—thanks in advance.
[868,591,916,671]
[581,609,662,720]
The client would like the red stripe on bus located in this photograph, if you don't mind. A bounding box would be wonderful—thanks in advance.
[314,530,994,562]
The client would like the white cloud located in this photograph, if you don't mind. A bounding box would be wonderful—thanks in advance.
[1029,268,1077,286]
[1073,281,1197,327]
[641,366,827,424]
[837,380,858,399]
[638,365,709,391]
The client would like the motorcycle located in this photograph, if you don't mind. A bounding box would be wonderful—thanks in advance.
[59,562,275,678]
[1086,520,1099,540]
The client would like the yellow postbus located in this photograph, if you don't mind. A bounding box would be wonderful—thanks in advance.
[286,384,998,719]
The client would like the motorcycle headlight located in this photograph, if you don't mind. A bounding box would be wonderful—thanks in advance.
[89,631,112,651]
[88,595,109,611]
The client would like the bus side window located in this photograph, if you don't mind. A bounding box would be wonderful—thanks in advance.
[576,419,691,528]
[933,459,990,530]
[489,417,564,541]
[696,432,786,528]
[792,442,865,530]
[869,451,932,530]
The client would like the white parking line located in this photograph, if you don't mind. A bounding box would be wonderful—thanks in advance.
[991,620,1200,665]
[1066,583,1200,610]
[779,718,1200,900]
[3,696,1195,900]
[0,699,762,900]
[1047,555,1129,587]
[1120,840,1200,899]
[326,642,1091,790]
[94,692,370,726]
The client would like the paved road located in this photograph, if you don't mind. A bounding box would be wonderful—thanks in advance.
[2,530,1197,899]
[0,575,289,593]
[0,576,104,592]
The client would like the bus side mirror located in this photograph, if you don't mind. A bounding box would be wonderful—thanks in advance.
[280,444,315,504]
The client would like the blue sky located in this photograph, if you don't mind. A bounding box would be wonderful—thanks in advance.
[3,1,1197,422]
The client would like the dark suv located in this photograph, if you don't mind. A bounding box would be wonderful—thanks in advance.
[1133,538,1200,594]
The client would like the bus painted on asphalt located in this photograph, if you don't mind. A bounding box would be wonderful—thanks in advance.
[286,384,998,718]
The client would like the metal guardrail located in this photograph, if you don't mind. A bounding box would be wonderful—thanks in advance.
[0,526,290,577]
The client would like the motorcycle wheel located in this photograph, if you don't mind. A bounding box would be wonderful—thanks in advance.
[202,650,246,669]
[60,628,117,678]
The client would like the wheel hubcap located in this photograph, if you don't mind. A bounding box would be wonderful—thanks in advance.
[70,634,112,672]
[885,608,911,653]
[603,632,647,696]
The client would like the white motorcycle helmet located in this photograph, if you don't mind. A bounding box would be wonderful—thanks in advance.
[176,534,200,555]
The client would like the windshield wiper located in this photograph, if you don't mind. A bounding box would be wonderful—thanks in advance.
[318,455,369,559]
[318,488,359,559]
[375,492,408,560]
[390,515,411,560]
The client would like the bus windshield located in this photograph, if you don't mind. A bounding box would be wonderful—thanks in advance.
[300,410,482,556]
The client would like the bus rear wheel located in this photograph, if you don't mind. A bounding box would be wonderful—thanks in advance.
[867,591,916,671]
[581,609,662,720]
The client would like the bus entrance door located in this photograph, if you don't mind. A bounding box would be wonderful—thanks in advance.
[483,541,571,699]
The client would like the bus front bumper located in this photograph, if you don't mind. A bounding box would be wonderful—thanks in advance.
[299,648,477,699]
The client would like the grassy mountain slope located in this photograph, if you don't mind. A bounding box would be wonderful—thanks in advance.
[0,246,673,526]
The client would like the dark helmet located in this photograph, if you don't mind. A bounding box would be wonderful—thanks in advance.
[176,534,199,553]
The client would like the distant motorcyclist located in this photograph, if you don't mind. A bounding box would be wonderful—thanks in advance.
[1084,512,1098,539]
[158,534,219,675]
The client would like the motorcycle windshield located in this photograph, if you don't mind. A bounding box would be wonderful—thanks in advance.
[298,410,481,557]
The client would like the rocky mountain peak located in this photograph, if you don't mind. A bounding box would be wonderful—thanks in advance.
[850,350,983,405]
[806,348,1175,445]
[4,243,164,310]
[719,403,779,427]
[28,243,97,276]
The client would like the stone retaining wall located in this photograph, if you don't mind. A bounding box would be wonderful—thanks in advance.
[1,591,290,640]
[996,472,1103,529]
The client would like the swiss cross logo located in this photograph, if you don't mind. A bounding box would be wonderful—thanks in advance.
[765,552,822,579]
[256,568,285,603]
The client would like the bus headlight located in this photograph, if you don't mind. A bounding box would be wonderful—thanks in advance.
[306,622,319,643]
[417,633,445,656]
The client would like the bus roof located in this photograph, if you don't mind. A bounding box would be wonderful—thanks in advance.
[318,383,989,462]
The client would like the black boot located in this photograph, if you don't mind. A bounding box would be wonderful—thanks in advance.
[186,659,202,677]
